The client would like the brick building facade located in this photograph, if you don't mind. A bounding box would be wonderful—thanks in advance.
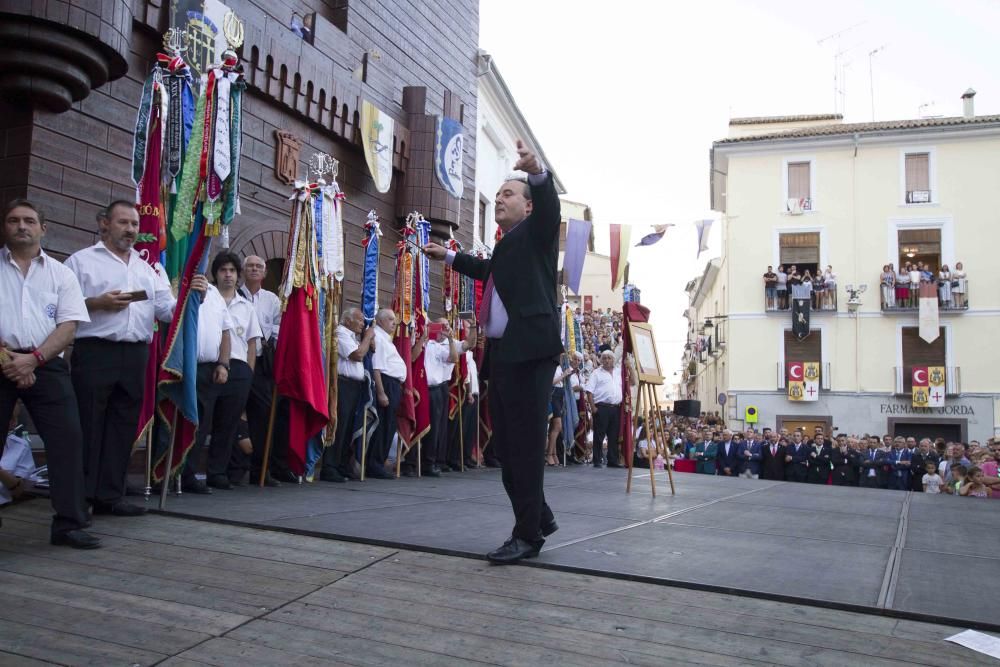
[0,0,480,314]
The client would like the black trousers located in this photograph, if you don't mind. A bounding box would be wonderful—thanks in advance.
[371,374,402,470]
[71,338,148,506]
[592,403,621,466]
[0,358,88,535]
[239,360,290,479]
[321,376,364,475]
[193,360,252,479]
[425,382,449,468]
[448,394,478,468]
[785,464,809,483]
[489,339,557,544]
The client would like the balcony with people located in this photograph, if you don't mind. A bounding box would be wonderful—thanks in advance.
[764,264,838,313]
[878,261,968,312]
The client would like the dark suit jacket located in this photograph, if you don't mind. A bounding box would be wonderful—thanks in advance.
[716,440,741,475]
[744,440,762,476]
[451,173,562,366]
[761,443,785,480]
[831,448,860,484]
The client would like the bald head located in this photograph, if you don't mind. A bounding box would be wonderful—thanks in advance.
[341,307,363,333]
[376,308,397,333]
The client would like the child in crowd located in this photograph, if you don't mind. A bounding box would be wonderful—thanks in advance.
[943,465,966,495]
[921,461,943,494]
[959,466,989,498]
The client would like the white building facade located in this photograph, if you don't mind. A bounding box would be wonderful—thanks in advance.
[698,103,1000,441]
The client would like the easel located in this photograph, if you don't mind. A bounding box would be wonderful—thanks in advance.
[626,382,675,497]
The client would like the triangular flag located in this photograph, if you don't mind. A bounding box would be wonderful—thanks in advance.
[610,224,631,290]
[635,224,673,247]
[695,219,713,257]
[918,282,940,343]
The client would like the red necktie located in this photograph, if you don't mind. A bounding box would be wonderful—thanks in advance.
[771,445,776,456]
[478,275,494,326]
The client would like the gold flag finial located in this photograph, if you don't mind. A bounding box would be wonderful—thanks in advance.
[222,11,245,52]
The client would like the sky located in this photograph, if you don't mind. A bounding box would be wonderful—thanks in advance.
[478,0,1000,385]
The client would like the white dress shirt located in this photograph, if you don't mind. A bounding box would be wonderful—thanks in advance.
[222,291,262,363]
[585,366,622,405]
[242,285,281,356]
[465,350,479,397]
[64,242,175,342]
[0,247,89,352]
[424,338,455,386]
[445,171,548,339]
[373,325,407,382]
[336,324,364,380]
[196,285,234,363]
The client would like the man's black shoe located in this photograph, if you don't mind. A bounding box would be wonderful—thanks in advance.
[438,464,452,472]
[319,470,347,483]
[272,470,300,484]
[424,466,441,478]
[51,530,102,549]
[366,466,394,480]
[487,537,540,565]
[207,475,233,490]
[181,480,213,494]
[93,501,147,517]
[484,460,501,468]
[340,466,361,481]
[541,519,558,537]
[401,468,418,478]
[253,473,281,487]
[607,463,624,468]
[464,459,480,469]
[593,463,605,469]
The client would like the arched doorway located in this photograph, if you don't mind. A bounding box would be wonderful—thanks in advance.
[229,226,288,294]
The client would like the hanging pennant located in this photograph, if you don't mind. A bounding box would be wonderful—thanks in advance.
[361,210,382,325]
[361,100,394,193]
[434,115,464,199]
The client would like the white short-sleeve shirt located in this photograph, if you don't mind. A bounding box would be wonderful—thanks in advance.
[585,366,623,405]
[0,248,89,352]
[64,242,176,343]
[373,325,407,382]
[223,292,262,363]
[336,324,364,380]
[424,338,455,387]
[196,285,234,363]
[242,286,281,355]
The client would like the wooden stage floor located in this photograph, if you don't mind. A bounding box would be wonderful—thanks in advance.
[0,469,998,666]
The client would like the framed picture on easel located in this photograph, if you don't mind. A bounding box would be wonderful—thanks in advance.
[628,321,664,385]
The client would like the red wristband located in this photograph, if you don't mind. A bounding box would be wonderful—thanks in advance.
[31,349,46,366]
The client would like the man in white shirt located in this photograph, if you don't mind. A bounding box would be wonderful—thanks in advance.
[191,251,260,490]
[65,200,208,516]
[585,350,623,468]
[239,255,292,485]
[0,199,98,548]
[320,307,375,483]
[447,322,481,471]
[370,308,423,479]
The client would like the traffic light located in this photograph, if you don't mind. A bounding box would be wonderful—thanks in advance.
[745,405,759,423]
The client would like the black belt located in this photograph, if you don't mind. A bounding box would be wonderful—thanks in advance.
[75,337,147,346]
[429,381,448,390]
[596,402,620,408]
[338,376,365,385]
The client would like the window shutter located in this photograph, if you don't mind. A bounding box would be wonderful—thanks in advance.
[905,153,930,192]
[901,326,945,391]
[787,162,811,200]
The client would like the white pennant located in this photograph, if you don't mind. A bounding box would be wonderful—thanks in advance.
[213,72,231,183]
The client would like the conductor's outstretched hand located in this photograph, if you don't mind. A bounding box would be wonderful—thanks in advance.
[513,139,543,175]
[423,242,448,261]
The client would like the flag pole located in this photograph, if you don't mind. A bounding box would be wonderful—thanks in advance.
[144,425,153,500]
[360,401,368,481]
[458,378,465,471]
[158,411,178,510]
[259,385,279,487]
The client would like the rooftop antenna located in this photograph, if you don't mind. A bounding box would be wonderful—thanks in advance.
[868,45,885,121]
[818,22,866,115]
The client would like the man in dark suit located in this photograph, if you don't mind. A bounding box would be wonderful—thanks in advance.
[424,141,561,565]
[909,438,939,492]
[784,431,810,483]
[806,433,832,484]
[715,429,740,477]
[831,437,861,486]
[760,432,785,481]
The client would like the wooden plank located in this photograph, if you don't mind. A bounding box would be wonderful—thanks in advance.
[174,637,356,667]
[0,618,165,666]
[0,652,56,667]
[322,561,982,667]
[0,571,246,637]
[0,592,211,656]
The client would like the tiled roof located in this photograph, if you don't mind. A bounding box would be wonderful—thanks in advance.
[729,114,843,125]
[717,114,1000,144]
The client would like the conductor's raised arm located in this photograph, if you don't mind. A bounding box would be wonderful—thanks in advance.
[513,139,560,243]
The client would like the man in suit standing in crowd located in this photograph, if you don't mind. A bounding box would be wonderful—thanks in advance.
[761,432,786,481]
[716,429,740,477]
[424,140,562,564]
[909,437,939,492]
[741,429,762,479]
[806,432,832,484]
[887,436,912,491]
[784,430,810,482]
[831,436,861,486]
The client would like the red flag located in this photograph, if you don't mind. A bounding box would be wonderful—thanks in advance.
[274,287,329,475]
[394,326,417,445]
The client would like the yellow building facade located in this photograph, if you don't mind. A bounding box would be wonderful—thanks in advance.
[695,106,1000,441]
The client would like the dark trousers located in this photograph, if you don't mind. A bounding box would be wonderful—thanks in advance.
[0,358,88,535]
[448,394,478,468]
[193,360,252,479]
[425,382,449,468]
[489,339,557,544]
[592,403,621,466]
[860,473,882,488]
[785,464,809,483]
[321,376,363,475]
[239,360,290,479]
[371,374,402,470]
[71,338,148,506]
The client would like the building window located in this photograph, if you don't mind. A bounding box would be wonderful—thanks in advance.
[904,152,931,203]
[897,228,941,272]
[779,231,820,276]
[785,161,812,212]
[478,197,487,244]
[900,326,945,392]
[784,330,821,369]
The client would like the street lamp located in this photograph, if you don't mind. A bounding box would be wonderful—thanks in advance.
[845,283,867,313]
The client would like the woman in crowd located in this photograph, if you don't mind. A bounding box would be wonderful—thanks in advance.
[811,270,824,309]
[908,262,921,307]
[959,466,989,497]
[881,264,896,308]
[896,263,911,307]
[951,261,967,308]
[822,265,836,310]
[938,264,952,307]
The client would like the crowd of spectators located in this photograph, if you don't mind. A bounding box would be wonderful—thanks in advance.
[879,261,968,309]
[763,265,837,311]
